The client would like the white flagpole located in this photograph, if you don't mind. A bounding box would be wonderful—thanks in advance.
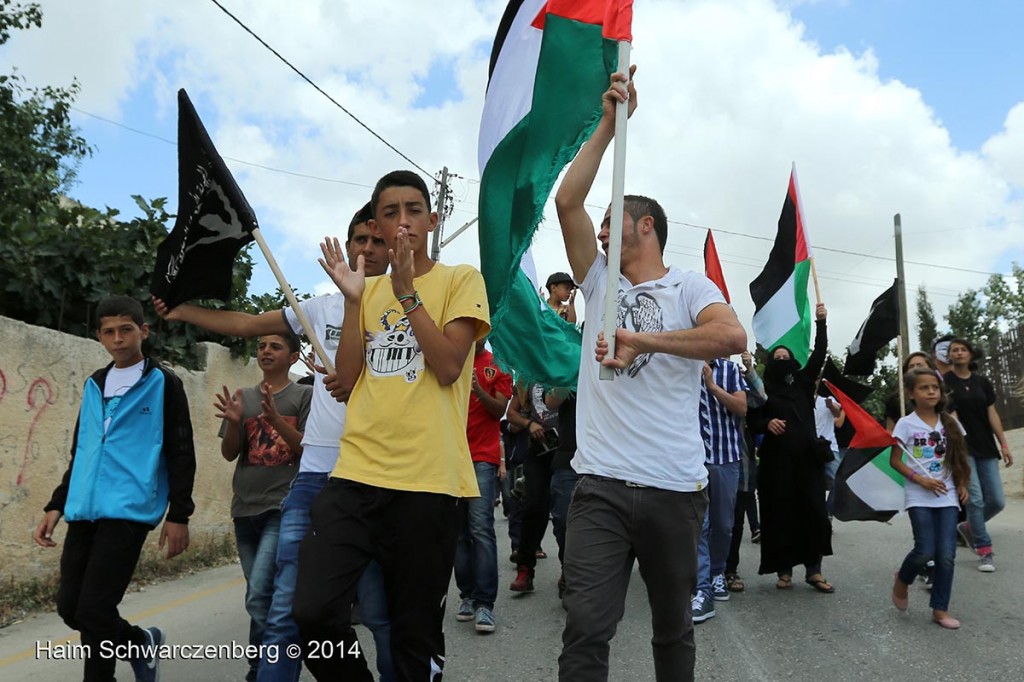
[251,228,335,374]
[600,40,632,382]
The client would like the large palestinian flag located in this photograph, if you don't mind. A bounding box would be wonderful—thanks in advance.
[478,0,633,387]
[825,379,904,522]
[749,165,813,366]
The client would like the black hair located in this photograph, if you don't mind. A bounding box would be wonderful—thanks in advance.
[624,194,668,254]
[258,332,301,355]
[948,337,981,371]
[346,201,374,242]
[96,295,144,328]
[370,170,431,218]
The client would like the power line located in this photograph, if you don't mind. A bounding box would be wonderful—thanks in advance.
[71,105,375,190]
[207,0,431,177]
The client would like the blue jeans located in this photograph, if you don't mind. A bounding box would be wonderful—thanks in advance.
[235,510,282,680]
[898,506,958,611]
[454,462,499,609]
[357,559,395,682]
[825,448,845,515]
[258,472,327,682]
[965,456,1006,551]
[550,467,579,565]
[696,461,740,597]
[258,472,394,682]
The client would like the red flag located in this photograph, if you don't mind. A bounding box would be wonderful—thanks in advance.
[703,230,731,303]
[823,380,895,449]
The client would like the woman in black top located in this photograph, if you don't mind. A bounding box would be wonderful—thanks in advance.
[748,303,834,592]
[943,338,1014,572]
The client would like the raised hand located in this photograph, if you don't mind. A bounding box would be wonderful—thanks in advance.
[815,302,827,321]
[319,236,365,303]
[741,350,754,370]
[259,382,280,422]
[301,350,326,376]
[601,64,638,123]
[388,227,416,299]
[214,385,245,424]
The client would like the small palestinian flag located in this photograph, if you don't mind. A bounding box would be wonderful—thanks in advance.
[704,229,730,303]
[750,164,813,366]
[825,379,904,522]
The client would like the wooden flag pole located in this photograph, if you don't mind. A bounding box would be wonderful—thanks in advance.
[600,41,632,382]
[251,228,335,375]
[809,257,823,306]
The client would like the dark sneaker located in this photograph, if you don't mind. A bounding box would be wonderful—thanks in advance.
[956,522,973,549]
[129,626,164,682]
[751,529,761,544]
[978,554,996,573]
[510,565,534,592]
[711,574,730,602]
[691,592,716,623]
[474,606,496,633]
[456,597,475,622]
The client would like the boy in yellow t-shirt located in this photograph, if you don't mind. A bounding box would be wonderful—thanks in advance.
[292,170,489,680]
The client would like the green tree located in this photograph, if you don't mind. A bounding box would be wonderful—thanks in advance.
[916,284,938,352]
[0,1,90,226]
[943,264,1024,352]
[0,3,299,368]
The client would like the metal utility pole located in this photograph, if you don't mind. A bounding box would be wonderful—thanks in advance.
[430,166,449,262]
[894,213,911,351]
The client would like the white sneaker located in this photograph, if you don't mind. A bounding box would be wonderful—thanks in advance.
[978,554,996,572]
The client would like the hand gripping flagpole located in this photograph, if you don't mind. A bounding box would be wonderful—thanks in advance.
[251,228,336,375]
[600,41,632,382]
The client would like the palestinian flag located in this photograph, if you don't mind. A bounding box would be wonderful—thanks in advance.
[749,165,813,366]
[825,379,904,522]
[478,0,633,387]
[703,229,730,303]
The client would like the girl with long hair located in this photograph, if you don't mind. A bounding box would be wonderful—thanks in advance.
[890,368,971,629]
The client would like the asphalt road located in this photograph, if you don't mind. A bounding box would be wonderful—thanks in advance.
[2,497,1022,681]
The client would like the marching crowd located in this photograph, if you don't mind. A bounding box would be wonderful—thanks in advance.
[31,72,1015,682]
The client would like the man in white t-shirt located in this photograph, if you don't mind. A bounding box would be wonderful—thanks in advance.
[153,204,395,682]
[553,69,747,682]
[815,388,846,516]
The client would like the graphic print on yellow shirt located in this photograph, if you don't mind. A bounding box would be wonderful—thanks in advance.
[366,306,424,383]
[335,262,491,497]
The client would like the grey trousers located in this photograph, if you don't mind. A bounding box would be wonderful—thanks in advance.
[559,475,708,682]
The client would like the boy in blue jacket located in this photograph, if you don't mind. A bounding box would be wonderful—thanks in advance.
[33,295,197,682]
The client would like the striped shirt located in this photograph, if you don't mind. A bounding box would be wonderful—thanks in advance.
[699,359,749,466]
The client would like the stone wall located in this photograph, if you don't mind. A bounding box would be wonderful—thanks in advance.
[0,315,260,582]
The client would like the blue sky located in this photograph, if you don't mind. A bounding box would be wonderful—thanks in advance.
[791,0,1024,152]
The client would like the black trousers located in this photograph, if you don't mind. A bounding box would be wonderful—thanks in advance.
[292,478,459,681]
[517,449,554,569]
[56,519,150,682]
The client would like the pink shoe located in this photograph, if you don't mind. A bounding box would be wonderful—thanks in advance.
[891,573,908,612]
[933,615,961,630]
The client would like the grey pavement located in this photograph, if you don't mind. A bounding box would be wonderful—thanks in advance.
[2,496,1022,681]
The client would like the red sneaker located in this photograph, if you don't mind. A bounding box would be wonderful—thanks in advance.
[510,565,534,592]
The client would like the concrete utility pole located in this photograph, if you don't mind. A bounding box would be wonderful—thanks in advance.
[430,166,449,262]
[893,213,911,352]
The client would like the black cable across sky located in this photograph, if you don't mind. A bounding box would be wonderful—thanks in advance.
[207,0,432,177]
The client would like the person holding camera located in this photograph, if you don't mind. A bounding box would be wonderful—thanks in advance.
[507,383,562,592]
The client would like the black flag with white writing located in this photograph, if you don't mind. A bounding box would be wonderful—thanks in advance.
[844,279,900,376]
[150,89,256,307]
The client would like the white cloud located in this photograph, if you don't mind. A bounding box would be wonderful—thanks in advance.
[4,0,1023,359]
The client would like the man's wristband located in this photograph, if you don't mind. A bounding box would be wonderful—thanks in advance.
[400,291,422,315]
